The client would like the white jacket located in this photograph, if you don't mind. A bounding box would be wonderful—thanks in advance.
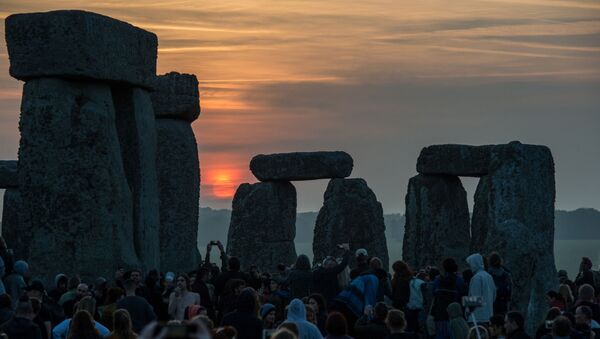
[466,253,496,323]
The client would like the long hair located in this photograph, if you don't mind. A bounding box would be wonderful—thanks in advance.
[68,310,100,339]
[391,260,413,289]
[112,309,135,338]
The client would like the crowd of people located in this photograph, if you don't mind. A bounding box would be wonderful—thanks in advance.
[0,237,598,339]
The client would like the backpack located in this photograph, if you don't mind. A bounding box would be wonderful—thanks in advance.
[406,278,425,310]
[490,268,512,302]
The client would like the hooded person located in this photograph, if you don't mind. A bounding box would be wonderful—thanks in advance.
[465,253,496,324]
[4,260,28,309]
[286,298,324,339]
[221,287,263,339]
[447,302,469,339]
[48,274,68,303]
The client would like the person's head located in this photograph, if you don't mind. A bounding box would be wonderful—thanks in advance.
[505,311,525,335]
[469,326,489,339]
[295,255,311,271]
[465,253,485,273]
[261,303,276,324]
[106,287,124,304]
[489,315,506,337]
[25,280,45,300]
[322,256,337,269]
[558,284,574,302]
[237,288,258,314]
[308,294,326,314]
[447,302,464,320]
[13,260,29,277]
[228,257,241,272]
[112,309,133,336]
[271,328,298,339]
[123,279,137,295]
[228,279,246,296]
[176,273,190,291]
[575,305,593,325]
[546,291,561,304]
[55,274,68,290]
[325,312,348,336]
[580,257,593,272]
[392,260,413,279]
[545,307,562,321]
[287,299,307,322]
[374,302,389,321]
[269,278,280,292]
[214,326,237,339]
[578,284,595,302]
[0,294,11,310]
[77,296,97,316]
[442,258,458,274]
[489,252,502,268]
[427,266,440,280]
[129,269,142,284]
[355,248,369,264]
[305,305,316,324]
[277,322,299,336]
[68,276,81,291]
[68,310,98,339]
[197,268,209,283]
[551,316,572,338]
[369,257,383,270]
[76,283,89,297]
[15,296,34,319]
[386,309,407,333]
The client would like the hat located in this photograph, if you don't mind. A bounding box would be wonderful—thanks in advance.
[24,280,45,293]
[13,260,29,275]
[260,303,276,319]
[355,248,368,258]
[165,272,175,282]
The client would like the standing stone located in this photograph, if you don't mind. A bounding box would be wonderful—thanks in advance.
[114,86,160,271]
[417,144,492,177]
[227,182,297,272]
[313,178,388,269]
[479,141,556,331]
[152,72,200,273]
[0,161,18,188]
[250,151,353,181]
[402,174,470,270]
[17,78,138,281]
[1,189,28,260]
[470,176,490,253]
[5,10,157,89]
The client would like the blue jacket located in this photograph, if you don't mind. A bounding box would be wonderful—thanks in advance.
[335,274,379,317]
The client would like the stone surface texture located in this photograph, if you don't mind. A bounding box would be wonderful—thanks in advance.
[313,178,389,269]
[402,174,471,270]
[151,72,200,122]
[227,182,297,271]
[250,151,353,182]
[0,161,18,188]
[470,175,490,253]
[113,87,160,271]
[1,189,29,260]
[156,119,200,272]
[5,10,157,89]
[479,142,557,332]
[417,144,492,177]
[17,78,139,281]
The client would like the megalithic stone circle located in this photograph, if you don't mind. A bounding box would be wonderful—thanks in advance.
[417,144,492,177]
[151,72,201,273]
[402,174,471,270]
[227,182,297,272]
[313,178,389,269]
[250,151,353,181]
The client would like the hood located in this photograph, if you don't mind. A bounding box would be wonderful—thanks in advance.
[287,298,306,322]
[295,255,311,271]
[237,288,257,313]
[260,303,276,319]
[447,302,463,319]
[466,253,484,273]
[54,274,67,288]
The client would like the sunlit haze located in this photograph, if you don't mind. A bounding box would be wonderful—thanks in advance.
[1,0,599,213]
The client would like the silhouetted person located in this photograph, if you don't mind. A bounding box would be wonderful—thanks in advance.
[504,311,531,339]
[0,295,42,339]
[221,288,263,339]
[116,279,156,333]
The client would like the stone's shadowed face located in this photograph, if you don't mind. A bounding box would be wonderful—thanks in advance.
[504,316,518,334]
[308,298,319,313]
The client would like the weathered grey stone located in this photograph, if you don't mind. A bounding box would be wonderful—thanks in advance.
[151,72,200,122]
[0,161,18,188]
[1,189,29,260]
[250,151,353,182]
[156,119,200,272]
[227,182,297,271]
[5,10,157,89]
[470,175,490,253]
[113,86,160,271]
[313,178,388,269]
[417,144,492,177]
[18,78,139,281]
[479,141,556,331]
[402,174,470,270]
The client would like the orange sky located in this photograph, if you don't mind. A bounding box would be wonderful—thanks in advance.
[1,0,600,212]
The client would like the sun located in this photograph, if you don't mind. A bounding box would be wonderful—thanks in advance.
[211,171,237,199]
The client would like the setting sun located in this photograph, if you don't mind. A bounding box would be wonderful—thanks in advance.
[210,171,238,199]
